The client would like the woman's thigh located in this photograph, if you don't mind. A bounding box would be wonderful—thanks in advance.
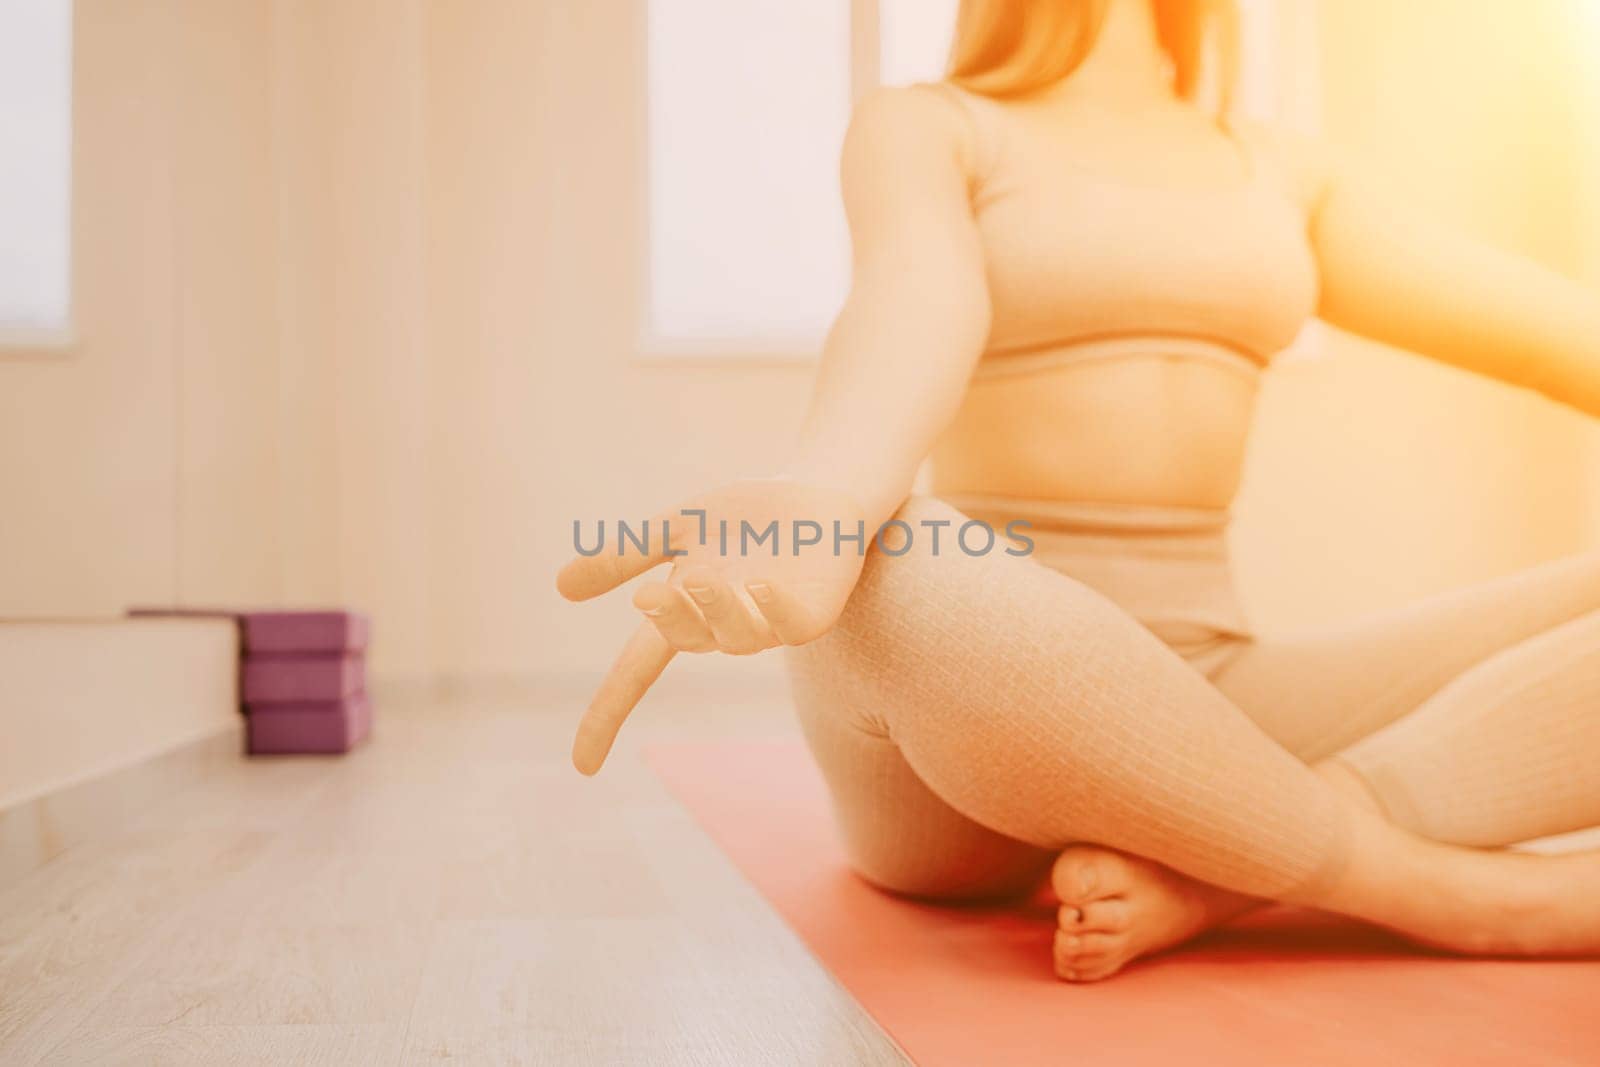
[787,645,1056,901]
[1211,548,1600,762]
[784,496,1352,902]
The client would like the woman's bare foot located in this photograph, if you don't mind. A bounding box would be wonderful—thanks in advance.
[1051,761,1383,982]
[1051,762,1600,981]
[1053,836,1600,981]
[1051,845,1256,981]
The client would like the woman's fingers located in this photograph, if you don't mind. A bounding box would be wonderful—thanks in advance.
[744,578,823,646]
[556,513,676,602]
[572,623,676,776]
[633,582,717,652]
[679,567,767,654]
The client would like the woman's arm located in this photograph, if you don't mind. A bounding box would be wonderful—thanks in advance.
[1298,138,1600,415]
[556,86,990,773]
[786,85,992,528]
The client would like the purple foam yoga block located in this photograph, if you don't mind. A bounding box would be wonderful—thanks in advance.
[240,611,370,654]
[242,653,364,704]
[248,694,371,755]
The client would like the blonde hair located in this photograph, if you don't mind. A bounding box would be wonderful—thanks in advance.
[948,0,1239,109]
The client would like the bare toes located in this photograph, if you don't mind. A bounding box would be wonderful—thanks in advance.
[1054,936,1129,982]
[1052,845,1135,905]
[1062,957,1127,983]
[1054,928,1132,978]
[1076,897,1131,933]
[1068,931,1122,957]
[1057,899,1130,933]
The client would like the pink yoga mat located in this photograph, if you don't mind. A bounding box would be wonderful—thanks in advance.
[648,740,1600,1067]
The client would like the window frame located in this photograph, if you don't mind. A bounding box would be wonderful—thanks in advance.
[0,0,78,359]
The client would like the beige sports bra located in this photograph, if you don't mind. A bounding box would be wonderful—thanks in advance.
[917,82,1321,377]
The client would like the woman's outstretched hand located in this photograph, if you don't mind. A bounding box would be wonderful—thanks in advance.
[556,479,871,775]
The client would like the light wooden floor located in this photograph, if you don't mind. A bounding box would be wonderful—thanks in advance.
[0,677,907,1066]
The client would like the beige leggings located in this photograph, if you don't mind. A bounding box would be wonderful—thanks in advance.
[786,497,1600,902]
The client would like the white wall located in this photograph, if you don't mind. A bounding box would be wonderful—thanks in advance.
[0,0,290,618]
[421,1,816,684]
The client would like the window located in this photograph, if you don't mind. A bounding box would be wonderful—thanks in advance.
[643,0,1311,358]
[644,1,854,354]
[879,0,961,89]
[0,0,73,347]
[643,0,956,357]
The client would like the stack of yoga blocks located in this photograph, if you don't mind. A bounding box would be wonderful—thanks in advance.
[241,611,371,755]
[127,607,372,755]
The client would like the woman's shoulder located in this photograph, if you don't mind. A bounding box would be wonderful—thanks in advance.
[851,80,998,189]
[848,82,977,144]
[844,82,985,184]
